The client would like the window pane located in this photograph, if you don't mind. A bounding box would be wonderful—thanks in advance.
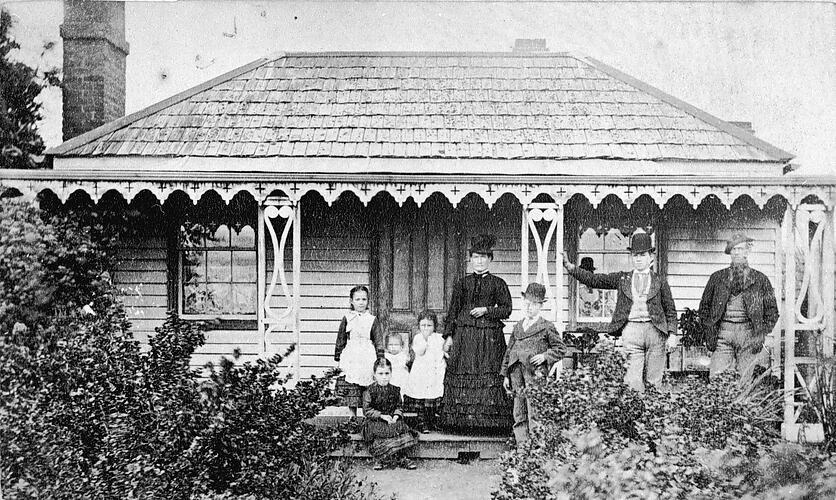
[602,290,618,317]
[578,283,604,319]
[206,251,232,282]
[579,228,603,250]
[183,283,208,315]
[603,253,631,273]
[231,284,257,314]
[207,225,230,248]
[232,250,257,282]
[604,229,628,250]
[232,225,255,248]
[205,283,231,313]
[182,249,206,284]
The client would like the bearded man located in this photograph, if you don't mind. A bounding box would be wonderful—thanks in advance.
[699,234,779,381]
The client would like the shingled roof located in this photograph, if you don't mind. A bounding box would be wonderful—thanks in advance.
[49,51,793,163]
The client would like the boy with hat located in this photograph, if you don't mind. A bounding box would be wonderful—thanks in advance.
[500,282,565,445]
[562,232,678,392]
[698,233,779,381]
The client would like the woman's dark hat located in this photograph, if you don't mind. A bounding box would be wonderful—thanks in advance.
[468,234,496,257]
[579,257,596,272]
[627,232,655,254]
[724,233,754,254]
[522,282,547,303]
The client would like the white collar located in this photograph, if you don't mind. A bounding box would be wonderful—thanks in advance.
[523,315,541,325]
[633,269,651,275]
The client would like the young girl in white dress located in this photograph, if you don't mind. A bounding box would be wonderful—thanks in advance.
[334,285,383,416]
[384,333,410,390]
[404,310,447,433]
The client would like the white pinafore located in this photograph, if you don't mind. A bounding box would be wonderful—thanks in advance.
[385,350,410,389]
[404,332,446,400]
[339,311,378,386]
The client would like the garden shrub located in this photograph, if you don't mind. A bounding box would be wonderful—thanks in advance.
[493,341,833,500]
[0,196,382,499]
[801,350,836,452]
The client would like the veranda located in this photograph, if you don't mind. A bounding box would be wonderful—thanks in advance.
[4,171,835,441]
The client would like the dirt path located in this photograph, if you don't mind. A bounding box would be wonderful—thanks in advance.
[355,459,501,500]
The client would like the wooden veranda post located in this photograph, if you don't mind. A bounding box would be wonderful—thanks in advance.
[261,195,302,383]
[257,205,266,353]
[293,197,302,382]
[524,203,564,325]
[555,204,565,328]
[823,206,835,358]
[521,202,529,292]
[782,203,833,441]
[782,206,797,436]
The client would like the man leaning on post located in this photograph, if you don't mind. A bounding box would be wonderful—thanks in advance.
[699,233,779,381]
[561,232,678,393]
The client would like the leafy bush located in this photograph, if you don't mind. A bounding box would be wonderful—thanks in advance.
[678,307,707,348]
[493,342,832,500]
[0,197,381,499]
[801,351,836,452]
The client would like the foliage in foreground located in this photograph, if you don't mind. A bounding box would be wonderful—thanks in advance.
[493,343,835,500]
[0,197,382,499]
[1,8,60,169]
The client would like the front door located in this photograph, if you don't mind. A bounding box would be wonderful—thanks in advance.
[374,197,461,347]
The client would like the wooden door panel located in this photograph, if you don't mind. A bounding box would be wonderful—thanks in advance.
[376,201,459,339]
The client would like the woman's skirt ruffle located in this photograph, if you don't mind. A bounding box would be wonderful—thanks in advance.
[402,396,442,414]
[441,325,512,432]
[362,420,417,458]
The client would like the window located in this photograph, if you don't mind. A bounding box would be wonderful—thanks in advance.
[180,224,257,318]
[576,227,654,323]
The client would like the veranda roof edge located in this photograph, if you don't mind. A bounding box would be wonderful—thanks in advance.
[47,155,788,178]
[3,168,833,209]
[4,168,831,185]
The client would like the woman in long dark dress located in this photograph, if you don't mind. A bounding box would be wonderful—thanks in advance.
[441,234,513,432]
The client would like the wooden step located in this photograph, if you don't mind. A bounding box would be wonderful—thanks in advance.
[309,413,510,460]
[336,431,509,460]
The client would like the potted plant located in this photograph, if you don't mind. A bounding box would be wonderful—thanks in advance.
[563,326,601,368]
[670,308,711,372]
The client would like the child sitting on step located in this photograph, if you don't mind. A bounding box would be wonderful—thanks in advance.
[404,310,446,433]
[363,357,418,470]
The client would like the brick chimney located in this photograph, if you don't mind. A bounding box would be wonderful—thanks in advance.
[60,0,129,141]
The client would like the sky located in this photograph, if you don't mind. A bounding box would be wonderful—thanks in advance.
[5,0,835,174]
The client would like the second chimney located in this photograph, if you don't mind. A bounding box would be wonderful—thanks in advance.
[513,39,549,53]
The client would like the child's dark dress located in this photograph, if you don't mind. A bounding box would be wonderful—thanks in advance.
[362,383,417,459]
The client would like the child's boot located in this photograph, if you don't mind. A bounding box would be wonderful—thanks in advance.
[428,410,441,432]
[399,456,417,470]
[418,408,430,434]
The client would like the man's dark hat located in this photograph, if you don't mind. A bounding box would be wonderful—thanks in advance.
[523,282,547,303]
[724,233,754,254]
[579,257,596,272]
[627,232,655,254]
[469,234,496,257]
